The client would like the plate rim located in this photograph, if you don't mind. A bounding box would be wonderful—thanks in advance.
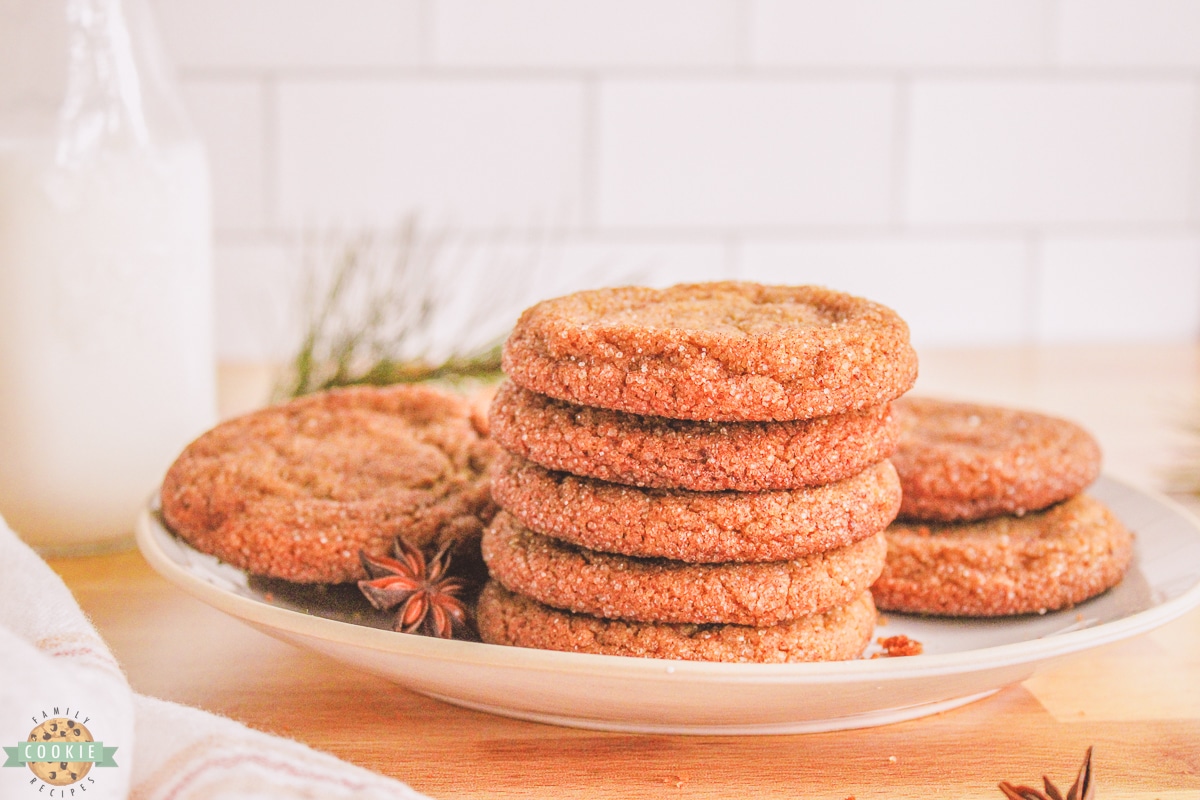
[136,473,1200,686]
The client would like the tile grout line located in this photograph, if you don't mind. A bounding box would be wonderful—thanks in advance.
[260,74,279,233]
[1024,232,1044,346]
[733,0,753,71]
[1190,78,1200,224]
[213,220,1200,243]
[579,75,599,233]
[1044,0,1064,70]
[890,74,911,233]
[176,64,1200,83]
[415,0,434,66]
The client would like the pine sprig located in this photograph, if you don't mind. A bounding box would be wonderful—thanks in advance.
[277,219,511,400]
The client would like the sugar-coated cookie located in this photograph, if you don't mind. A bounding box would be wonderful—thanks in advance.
[891,396,1102,522]
[872,494,1133,617]
[482,511,886,626]
[491,450,900,563]
[161,384,498,583]
[501,282,918,422]
[476,581,878,663]
[488,381,900,492]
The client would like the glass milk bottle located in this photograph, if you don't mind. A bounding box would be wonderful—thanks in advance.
[0,0,217,554]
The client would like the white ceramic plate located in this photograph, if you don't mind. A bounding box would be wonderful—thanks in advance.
[136,475,1200,735]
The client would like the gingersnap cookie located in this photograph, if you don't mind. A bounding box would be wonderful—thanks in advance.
[482,511,886,626]
[488,381,900,492]
[502,282,918,422]
[872,493,1134,617]
[161,384,498,584]
[477,581,877,663]
[891,396,1102,522]
[491,450,901,563]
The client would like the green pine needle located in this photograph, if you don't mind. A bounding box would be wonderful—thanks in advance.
[276,219,510,400]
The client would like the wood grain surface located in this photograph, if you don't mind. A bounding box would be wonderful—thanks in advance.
[48,344,1200,799]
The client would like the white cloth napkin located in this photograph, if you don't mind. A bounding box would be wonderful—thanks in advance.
[0,515,432,800]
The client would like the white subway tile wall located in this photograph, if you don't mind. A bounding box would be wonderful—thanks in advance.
[179,83,267,232]
[750,0,1052,67]
[211,241,295,361]
[1058,0,1200,67]
[148,0,1200,359]
[598,80,895,228]
[432,0,740,67]
[155,0,423,69]
[906,80,1196,226]
[276,80,585,228]
[1037,236,1200,342]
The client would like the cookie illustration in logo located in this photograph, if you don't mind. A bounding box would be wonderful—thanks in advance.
[25,718,93,786]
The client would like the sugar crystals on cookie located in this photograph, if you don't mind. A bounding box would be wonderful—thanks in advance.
[161,384,499,584]
[875,396,1130,617]
[480,282,917,661]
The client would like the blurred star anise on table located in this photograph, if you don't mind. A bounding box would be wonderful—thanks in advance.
[358,537,470,639]
[998,747,1093,800]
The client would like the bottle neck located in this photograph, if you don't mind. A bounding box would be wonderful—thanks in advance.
[0,0,193,155]
[58,0,151,161]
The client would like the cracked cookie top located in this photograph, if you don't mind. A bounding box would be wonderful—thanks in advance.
[501,281,918,422]
[161,384,498,584]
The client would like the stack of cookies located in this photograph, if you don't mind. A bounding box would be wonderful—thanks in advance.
[474,282,920,662]
[872,397,1134,617]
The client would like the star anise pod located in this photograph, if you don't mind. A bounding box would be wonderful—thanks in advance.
[357,537,469,638]
[999,747,1094,800]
